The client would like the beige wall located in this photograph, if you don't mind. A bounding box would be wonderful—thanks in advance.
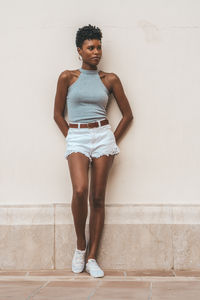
[1,0,200,207]
[1,0,200,271]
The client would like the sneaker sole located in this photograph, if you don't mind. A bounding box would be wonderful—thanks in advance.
[72,268,84,273]
[72,262,85,273]
[85,265,104,278]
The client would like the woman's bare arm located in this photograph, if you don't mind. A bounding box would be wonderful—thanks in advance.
[109,73,134,143]
[53,71,70,138]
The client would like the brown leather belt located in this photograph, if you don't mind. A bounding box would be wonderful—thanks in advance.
[69,119,109,128]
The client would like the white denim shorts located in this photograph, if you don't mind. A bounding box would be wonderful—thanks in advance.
[64,120,120,163]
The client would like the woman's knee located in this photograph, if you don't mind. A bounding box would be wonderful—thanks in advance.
[73,186,88,200]
[91,193,105,208]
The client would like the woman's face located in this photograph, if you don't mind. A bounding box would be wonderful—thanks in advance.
[78,39,102,66]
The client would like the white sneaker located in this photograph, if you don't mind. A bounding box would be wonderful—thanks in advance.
[85,258,104,278]
[72,247,87,273]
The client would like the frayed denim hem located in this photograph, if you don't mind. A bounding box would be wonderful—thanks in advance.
[64,150,92,162]
[91,145,120,159]
[64,144,120,163]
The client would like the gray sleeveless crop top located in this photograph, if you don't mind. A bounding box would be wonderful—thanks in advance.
[66,67,110,123]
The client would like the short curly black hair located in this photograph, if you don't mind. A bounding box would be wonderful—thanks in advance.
[75,24,103,49]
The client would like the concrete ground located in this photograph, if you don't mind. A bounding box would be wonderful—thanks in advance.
[0,269,200,299]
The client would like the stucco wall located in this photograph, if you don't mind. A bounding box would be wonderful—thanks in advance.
[1,0,200,270]
[1,1,200,208]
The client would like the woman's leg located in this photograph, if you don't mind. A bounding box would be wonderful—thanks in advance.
[67,152,90,250]
[87,154,115,261]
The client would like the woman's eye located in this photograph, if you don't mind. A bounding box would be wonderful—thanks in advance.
[88,46,101,50]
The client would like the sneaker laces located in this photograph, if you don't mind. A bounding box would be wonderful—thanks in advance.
[87,259,102,270]
[74,249,86,264]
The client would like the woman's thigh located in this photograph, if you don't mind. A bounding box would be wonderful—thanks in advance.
[67,152,90,192]
[89,154,115,204]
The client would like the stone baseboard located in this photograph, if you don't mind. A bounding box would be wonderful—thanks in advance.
[0,203,200,270]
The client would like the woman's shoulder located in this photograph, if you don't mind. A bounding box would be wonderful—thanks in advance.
[59,69,79,78]
[57,69,80,86]
[100,70,119,79]
[100,70,120,84]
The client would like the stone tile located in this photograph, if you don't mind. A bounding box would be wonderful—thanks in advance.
[91,281,150,299]
[172,206,200,224]
[174,270,200,277]
[0,281,44,300]
[98,281,149,287]
[104,205,173,225]
[152,281,200,300]
[0,271,27,275]
[46,281,100,287]
[0,281,43,286]
[126,270,174,276]
[29,270,73,276]
[0,206,54,226]
[104,270,125,276]
[173,225,200,270]
[31,298,76,300]
[0,225,54,270]
[31,280,99,299]
[31,297,81,300]
[98,224,173,270]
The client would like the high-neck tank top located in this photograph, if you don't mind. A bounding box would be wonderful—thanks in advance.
[66,67,110,123]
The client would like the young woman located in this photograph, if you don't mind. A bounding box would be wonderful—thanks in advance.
[54,24,133,278]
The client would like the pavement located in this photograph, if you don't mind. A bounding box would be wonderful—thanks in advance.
[0,269,200,299]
